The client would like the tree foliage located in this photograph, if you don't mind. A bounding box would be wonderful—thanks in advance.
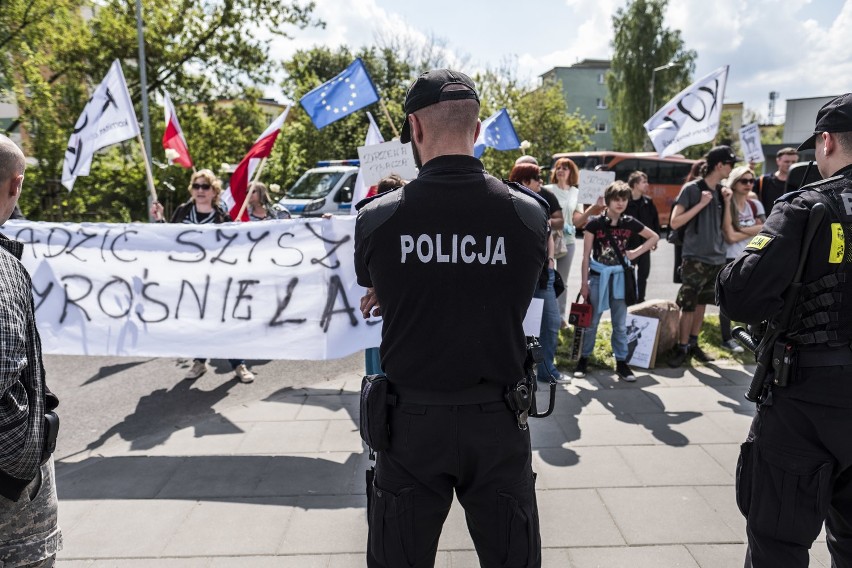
[607,0,697,152]
[475,64,594,178]
[1,0,320,221]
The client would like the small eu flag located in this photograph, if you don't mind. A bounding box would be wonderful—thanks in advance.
[300,58,381,129]
[474,108,521,158]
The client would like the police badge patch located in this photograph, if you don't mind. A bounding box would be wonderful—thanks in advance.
[745,234,773,251]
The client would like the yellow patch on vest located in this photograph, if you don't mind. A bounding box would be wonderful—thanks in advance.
[745,234,773,251]
[829,223,845,264]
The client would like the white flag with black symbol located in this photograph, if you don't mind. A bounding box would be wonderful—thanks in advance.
[644,65,729,158]
[62,60,141,191]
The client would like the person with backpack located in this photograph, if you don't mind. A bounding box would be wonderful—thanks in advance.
[719,166,765,353]
[666,146,736,368]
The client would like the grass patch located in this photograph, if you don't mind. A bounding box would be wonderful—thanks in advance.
[555,314,753,372]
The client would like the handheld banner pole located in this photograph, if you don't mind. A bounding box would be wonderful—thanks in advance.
[235,157,268,222]
[137,132,158,204]
[378,98,399,138]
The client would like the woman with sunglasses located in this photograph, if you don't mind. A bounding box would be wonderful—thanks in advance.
[150,169,256,383]
[508,162,570,384]
[719,166,765,353]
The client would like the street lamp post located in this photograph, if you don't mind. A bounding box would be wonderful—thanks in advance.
[649,60,680,118]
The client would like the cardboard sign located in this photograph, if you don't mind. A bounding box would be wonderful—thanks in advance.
[577,169,616,204]
[739,123,765,164]
[356,140,419,186]
[625,315,660,369]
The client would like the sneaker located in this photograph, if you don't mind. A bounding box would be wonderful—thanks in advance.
[667,346,690,368]
[234,364,255,383]
[184,360,208,380]
[573,357,588,378]
[690,343,716,363]
[615,360,637,382]
[721,339,745,354]
[555,372,572,385]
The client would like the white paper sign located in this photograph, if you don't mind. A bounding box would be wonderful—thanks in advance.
[523,298,544,336]
[626,315,660,369]
[739,123,765,164]
[577,169,616,204]
[356,140,419,186]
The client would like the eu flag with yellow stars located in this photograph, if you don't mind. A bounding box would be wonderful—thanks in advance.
[474,107,521,158]
[300,58,380,129]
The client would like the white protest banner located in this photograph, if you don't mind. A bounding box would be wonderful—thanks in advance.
[6,217,381,359]
[644,65,729,158]
[62,60,141,191]
[577,169,616,204]
[356,139,418,187]
[739,123,765,164]
[350,111,385,211]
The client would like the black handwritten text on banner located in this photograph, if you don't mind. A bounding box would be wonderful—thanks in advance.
[7,217,380,359]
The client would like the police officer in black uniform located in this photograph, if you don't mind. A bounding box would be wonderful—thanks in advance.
[354,70,548,567]
[717,92,852,567]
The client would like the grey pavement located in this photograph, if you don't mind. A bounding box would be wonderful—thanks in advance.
[53,358,834,567]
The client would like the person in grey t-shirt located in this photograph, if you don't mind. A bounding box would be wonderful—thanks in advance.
[666,146,737,367]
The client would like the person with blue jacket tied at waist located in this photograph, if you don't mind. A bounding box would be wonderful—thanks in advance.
[574,181,659,382]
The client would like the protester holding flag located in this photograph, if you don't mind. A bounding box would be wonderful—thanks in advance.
[150,169,255,384]
[247,181,290,221]
[162,91,193,169]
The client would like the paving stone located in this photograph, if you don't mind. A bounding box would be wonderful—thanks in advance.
[599,486,740,544]
[701,443,742,473]
[694,485,745,538]
[295,394,359,421]
[319,420,363,452]
[566,414,658,447]
[156,455,268,498]
[643,386,742,413]
[218,399,303,423]
[686,543,749,568]
[278,495,367,554]
[574,387,665,415]
[162,498,297,556]
[59,499,195,558]
[57,455,182,499]
[616,445,733,485]
[533,446,641,489]
[569,544,699,567]
[538,489,625,547]
[254,452,366,497]
[630,410,731,446]
[235,420,328,454]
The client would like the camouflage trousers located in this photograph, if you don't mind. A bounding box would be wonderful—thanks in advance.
[0,458,62,567]
[676,259,725,312]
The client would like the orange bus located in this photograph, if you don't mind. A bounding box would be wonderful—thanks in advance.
[550,151,697,228]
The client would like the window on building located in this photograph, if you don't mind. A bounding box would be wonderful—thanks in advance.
[598,72,606,84]
[596,123,608,133]
[596,98,607,109]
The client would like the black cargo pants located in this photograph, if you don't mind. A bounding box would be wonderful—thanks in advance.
[366,400,541,568]
[737,382,852,567]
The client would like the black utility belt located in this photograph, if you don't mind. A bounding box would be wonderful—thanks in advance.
[797,346,852,368]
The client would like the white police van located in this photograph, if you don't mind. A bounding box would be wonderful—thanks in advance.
[277,160,359,217]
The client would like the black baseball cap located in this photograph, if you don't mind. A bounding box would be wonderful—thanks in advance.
[399,69,480,143]
[798,93,852,151]
[705,145,740,170]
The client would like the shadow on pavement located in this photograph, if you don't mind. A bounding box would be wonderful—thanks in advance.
[55,453,368,506]
[82,359,155,385]
[85,375,244,452]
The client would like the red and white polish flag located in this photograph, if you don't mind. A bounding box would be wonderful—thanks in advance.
[227,107,289,221]
[162,90,193,169]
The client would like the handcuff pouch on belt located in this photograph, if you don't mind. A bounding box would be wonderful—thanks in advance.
[505,336,556,430]
[359,374,391,453]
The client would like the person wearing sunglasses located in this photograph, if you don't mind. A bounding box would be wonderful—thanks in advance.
[719,166,765,353]
[150,169,255,383]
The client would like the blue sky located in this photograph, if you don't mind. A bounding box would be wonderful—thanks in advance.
[269,0,851,123]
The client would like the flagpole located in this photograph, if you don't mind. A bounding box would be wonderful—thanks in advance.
[235,157,268,222]
[378,99,399,138]
[136,133,158,203]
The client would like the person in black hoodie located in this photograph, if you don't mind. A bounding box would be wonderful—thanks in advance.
[624,171,661,303]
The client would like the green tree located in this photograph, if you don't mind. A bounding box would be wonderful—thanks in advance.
[2,0,321,221]
[475,64,594,178]
[607,0,696,151]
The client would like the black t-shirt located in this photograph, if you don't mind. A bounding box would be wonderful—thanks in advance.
[354,155,548,403]
[625,195,660,248]
[757,174,787,214]
[584,214,646,266]
[538,188,561,217]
